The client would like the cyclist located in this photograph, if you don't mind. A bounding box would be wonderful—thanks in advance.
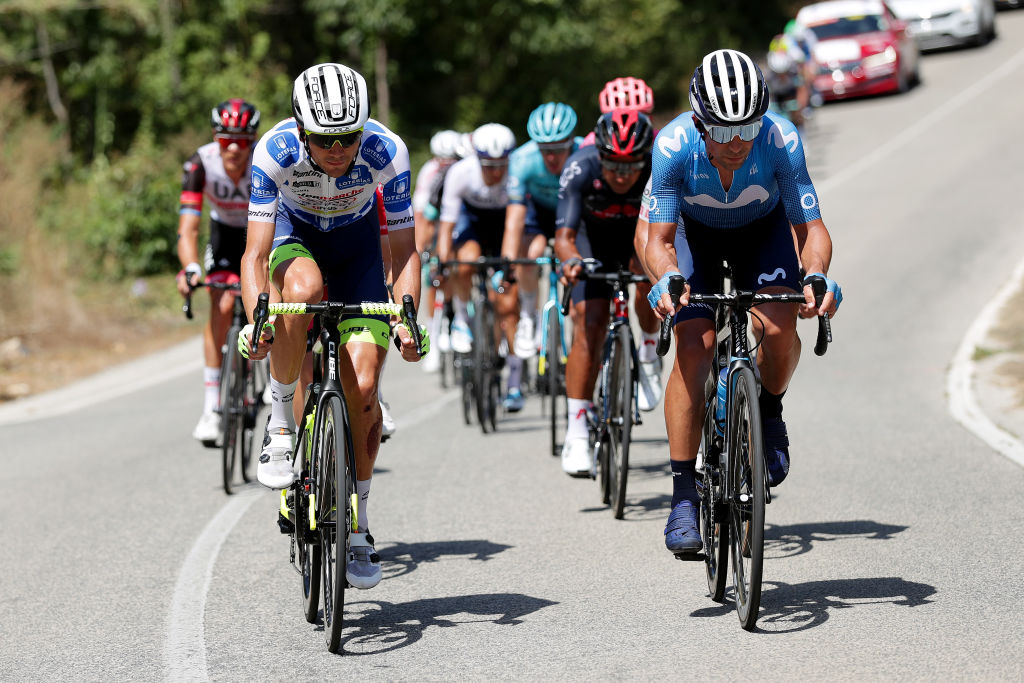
[766,34,810,129]
[580,77,655,147]
[435,123,523,406]
[502,102,583,411]
[556,109,659,476]
[645,49,842,554]
[413,130,463,373]
[239,63,422,590]
[175,98,260,445]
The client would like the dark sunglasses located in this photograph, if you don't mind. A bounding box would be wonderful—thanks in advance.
[215,134,254,150]
[537,140,573,153]
[599,157,646,174]
[306,129,363,150]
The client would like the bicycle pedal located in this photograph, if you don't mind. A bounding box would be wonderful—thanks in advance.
[277,512,295,535]
[673,550,706,562]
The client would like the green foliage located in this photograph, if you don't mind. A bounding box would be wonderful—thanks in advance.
[0,247,18,278]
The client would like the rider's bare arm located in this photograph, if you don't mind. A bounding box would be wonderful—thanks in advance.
[241,220,275,323]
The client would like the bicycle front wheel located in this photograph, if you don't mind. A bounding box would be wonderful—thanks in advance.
[607,324,633,519]
[297,416,321,624]
[700,391,729,602]
[317,394,355,652]
[727,367,765,631]
[546,305,564,456]
[472,301,496,433]
[219,327,242,494]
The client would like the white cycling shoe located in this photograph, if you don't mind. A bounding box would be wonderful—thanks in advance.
[450,320,473,354]
[513,316,537,359]
[346,531,382,589]
[638,358,663,412]
[192,411,221,446]
[380,400,396,439]
[561,436,595,478]
[257,428,296,489]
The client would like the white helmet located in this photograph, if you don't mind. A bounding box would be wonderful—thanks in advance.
[429,129,462,159]
[456,132,473,158]
[292,63,369,134]
[472,123,516,160]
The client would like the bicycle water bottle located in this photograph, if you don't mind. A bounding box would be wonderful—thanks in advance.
[714,367,728,435]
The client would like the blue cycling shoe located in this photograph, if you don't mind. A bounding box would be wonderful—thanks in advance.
[763,416,790,486]
[502,389,525,413]
[664,501,702,554]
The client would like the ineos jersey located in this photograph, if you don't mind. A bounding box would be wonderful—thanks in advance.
[439,155,509,223]
[179,142,251,227]
[248,118,414,233]
[556,146,650,233]
[646,110,820,229]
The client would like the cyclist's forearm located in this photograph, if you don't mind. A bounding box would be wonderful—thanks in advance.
[645,221,680,280]
[241,220,274,322]
[389,228,421,312]
[794,219,833,276]
[176,213,201,268]
[502,203,527,260]
[633,218,656,281]
[554,227,581,263]
[437,220,455,261]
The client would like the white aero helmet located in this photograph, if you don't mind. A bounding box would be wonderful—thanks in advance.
[472,123,516,161]
[688,49,769,126]
[292,63,369,134]
[429,129,463,159]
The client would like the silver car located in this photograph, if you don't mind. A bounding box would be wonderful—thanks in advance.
[888,0,997,48]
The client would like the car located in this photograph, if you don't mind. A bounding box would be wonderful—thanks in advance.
[887,0,997,49]
[797,0,922,101]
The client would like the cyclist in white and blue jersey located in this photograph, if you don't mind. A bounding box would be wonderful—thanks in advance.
[502,104,583,393]
[645,49,842,555]
[238,63,424,590]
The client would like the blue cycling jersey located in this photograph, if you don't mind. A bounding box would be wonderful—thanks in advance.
[507,137,584,210]
[646,110,820,229]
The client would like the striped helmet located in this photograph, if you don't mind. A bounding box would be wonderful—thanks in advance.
[599,77,654,114]
[211,99,260,134]
[291,63,369,134]
[526,102,577,143]
[688,49,769,126]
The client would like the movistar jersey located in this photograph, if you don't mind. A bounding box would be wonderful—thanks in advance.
[507,137,584,210]
[248,117,413,233]
[646,110,820,229]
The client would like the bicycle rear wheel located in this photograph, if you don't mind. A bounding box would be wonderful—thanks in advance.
[239,359,259,484]
[546,305,564,456]
[473,301,496,433]
[700,387,729,602]
[727,367,765,630]
[317,395,355,652]
[458,355,474,425]
[607,324,633,519]
[297,413,321,624]
[219,327,242,494]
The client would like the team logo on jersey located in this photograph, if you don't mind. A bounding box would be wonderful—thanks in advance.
[801,192,818,210]
[757,268,786,285]
[559,161,582,188]
[768,124,799,154]
[658,125,688,158]
[269,132,299,168]
[250,168,277,201]
[362,134,396,170]
[335,164,372,189]
[383,171,413,211]
[683,185,769,210]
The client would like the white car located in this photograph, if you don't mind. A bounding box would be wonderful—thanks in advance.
[887,0,997,49]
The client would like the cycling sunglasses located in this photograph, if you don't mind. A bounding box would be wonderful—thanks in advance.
[215,134,255,149]
[536,140,574,153]
[705,118,763,144]
[306,129,363,150]
[599,157,646,174]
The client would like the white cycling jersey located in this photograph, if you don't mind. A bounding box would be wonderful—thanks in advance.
[439,155,509,223]
[179,142,251,227]
[248,117,413,233]
[412,158,443,214]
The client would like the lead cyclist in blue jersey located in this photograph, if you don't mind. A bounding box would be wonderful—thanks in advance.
[238,63,423,590]
[645,49,842,554]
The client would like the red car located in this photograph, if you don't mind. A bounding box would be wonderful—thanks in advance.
[797,0,921,101]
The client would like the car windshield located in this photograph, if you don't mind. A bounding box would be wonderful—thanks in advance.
[807,14,888,39]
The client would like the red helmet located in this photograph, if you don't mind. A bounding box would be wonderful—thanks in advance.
[594,109,653,159]
[598,77,654,114]
[211,98,260,134]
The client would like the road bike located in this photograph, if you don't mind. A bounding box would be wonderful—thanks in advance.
[183,280,268,494]
[536,249,568,457]
[561,260,648,519]
[254,293,424,653]
[657,271,830,630]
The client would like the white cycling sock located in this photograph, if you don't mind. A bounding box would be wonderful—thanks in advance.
[268,378,298,433]
[203,366,221,414]
[639,331,660,363]
[565,398,590,442]
[453,296,469,325]
[356,478,371,532]
[519,290,538,322]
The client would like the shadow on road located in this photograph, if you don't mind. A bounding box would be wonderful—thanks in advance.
[764,520,909,560]
[691,577,936,633]
[377,539,513,580]
[339,593,558,655]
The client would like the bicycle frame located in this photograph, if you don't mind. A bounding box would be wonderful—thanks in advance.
[538,252,567,378]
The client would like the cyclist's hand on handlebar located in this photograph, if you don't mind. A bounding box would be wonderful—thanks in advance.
[647,270,687,320]
[559,256,583,287]
[393,322,430,362]
[800,272,842,318]
[176,262,202,297]
[238,320,275,360]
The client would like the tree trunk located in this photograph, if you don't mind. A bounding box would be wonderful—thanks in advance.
[35,18,68,127]
[375,37,390,127]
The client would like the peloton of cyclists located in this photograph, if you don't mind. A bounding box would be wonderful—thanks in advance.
[238,62,423,590]
[644,49,842,555]
[176,98,260,446]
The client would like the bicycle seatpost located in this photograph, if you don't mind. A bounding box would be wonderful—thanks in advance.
[656,275,686,357]
[251,292,270,352]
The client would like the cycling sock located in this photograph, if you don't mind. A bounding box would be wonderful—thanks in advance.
[356,478,371,532]
[671,459,699,508]
[203,366,221,414]
[638,331,660,363]
[268,378,298,433]
[520,291,538,321]
[453,296,469,326]
[566,398,590,441]
[759,389,786,420]
[507,356,522,391]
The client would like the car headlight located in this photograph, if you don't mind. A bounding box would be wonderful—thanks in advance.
[862,46,897,69]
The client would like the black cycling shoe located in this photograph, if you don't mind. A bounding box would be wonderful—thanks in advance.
[762,416,790,486]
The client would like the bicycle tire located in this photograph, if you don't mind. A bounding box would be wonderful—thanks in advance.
[219,327,242,494]
[473,301,495,433]
[607,324,633,519]
[298,413,321,624]
[459,357,474,426]
[700,380,729,602]
[239,359,258,484]
[546,305,563,456]
[728,367,765,631]
[318,394,355,652]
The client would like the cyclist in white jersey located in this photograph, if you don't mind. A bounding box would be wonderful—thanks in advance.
[238,63,423,590]
[175,99,260,445]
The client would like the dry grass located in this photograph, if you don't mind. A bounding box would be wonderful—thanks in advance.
[984,283,1024,408]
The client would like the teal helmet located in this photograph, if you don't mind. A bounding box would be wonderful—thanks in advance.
[526,102,577,143]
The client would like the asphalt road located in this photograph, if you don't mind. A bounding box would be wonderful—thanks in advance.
[3,15,1024,680]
